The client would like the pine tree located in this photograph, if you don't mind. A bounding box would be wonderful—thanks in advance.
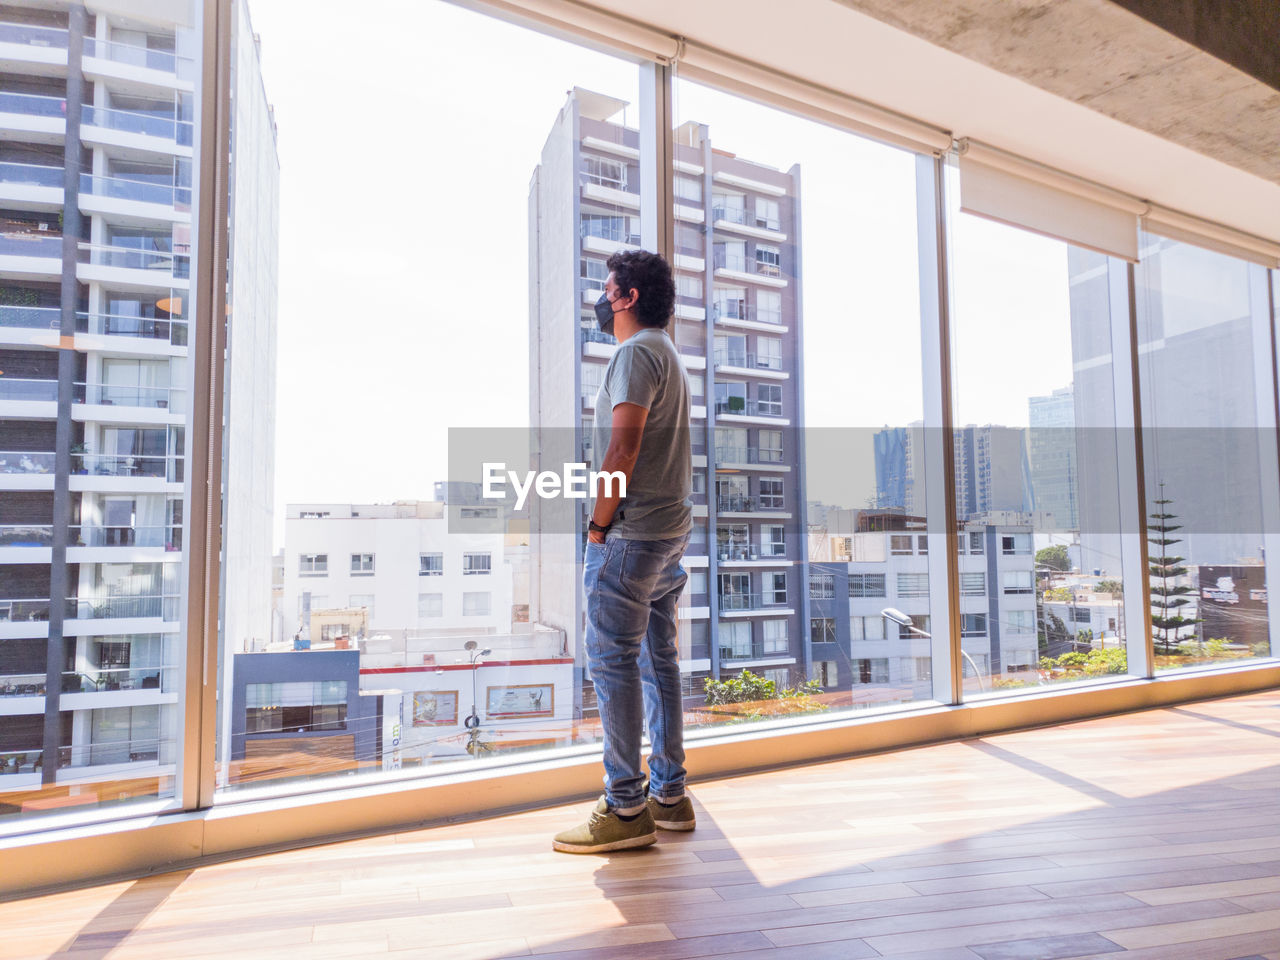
[1148,484,1201,654]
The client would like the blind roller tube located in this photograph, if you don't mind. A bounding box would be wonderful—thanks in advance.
[959,141,1140,261]
[1143,207,1280,268]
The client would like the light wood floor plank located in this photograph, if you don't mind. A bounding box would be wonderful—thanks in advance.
[3,689,1279,960]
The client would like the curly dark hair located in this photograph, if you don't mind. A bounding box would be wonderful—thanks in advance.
[606,249,675,329]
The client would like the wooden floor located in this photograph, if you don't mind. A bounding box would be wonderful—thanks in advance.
[6,690,1280,960]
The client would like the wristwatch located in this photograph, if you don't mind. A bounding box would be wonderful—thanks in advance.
[588,519,612,535]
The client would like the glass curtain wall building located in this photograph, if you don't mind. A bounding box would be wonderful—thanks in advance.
[0,0,1277,874]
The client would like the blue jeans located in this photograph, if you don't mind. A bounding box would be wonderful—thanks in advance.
[584,533,690,810]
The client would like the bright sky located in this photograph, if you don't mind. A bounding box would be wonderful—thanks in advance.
[247,0,1074,545]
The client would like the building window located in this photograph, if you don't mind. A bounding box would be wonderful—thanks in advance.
[581,363,604,403]
[580,256,608,287]
[849,573,886,598]
[419,553,443,576]
[758,477,785,510]
[762,619,787,653]
[581,213,639,245]
[758,428,783,462]
[757,384,782,416]
[850,615,887,642]
[761,667,790,688]
[320,623,350,643]
[912,657,933,681]
[755,243,781,277]
[299,511,329,519]
[299,553,327,576]
[853,658,890,684]
[811,659,837,687]
[755,196,780,231]
[580,154,627,189]
[961,613,987,638]
[960,572,986,596]
[1003,570,1034,594]
[350,553,374,575]
[809,574,834,599]
[756,289,782,324]
[674,175,702,203]
[463,592,490,617]
[756,336,782,370]
[917,534,928,555]
[810,618,836,644]
[719,621,751,659]
[687,372,705,397]
[675,221,704,256]
[969,531,984,555]
[245,681,348,734]
[676,273,703,300]
[764,571,787,605]
[463,552,492,575]
[418,593,442,619]
[690,570,708,595]
[1001,533,1031,555]
[890,535,913,556]
[761,524,786,557]
[348,594,373,617]
[897,615,930,640]
[1007,610,1035,632]
[896,573,929,598]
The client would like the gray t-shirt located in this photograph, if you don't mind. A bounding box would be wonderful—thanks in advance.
[592,327,693,540]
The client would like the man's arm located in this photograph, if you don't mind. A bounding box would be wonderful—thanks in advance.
[589,401,649,543]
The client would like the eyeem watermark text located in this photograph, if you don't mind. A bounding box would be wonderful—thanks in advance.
[482,462,625,510]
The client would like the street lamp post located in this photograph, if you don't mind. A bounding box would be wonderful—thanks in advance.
[463,639,492,756]
[881,606,987,693]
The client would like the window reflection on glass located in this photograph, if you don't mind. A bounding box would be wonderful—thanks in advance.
[1135,235,1277,671]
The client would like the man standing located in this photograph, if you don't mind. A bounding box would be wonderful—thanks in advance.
[553,250,697,853]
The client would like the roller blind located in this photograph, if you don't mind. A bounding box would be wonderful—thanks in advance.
[1142,206,1280,268]
[958,141,1142,262]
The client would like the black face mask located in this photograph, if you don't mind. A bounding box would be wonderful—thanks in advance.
[594,292,617,337]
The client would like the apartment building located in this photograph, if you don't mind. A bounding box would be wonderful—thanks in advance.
[809,517,1039,697]
[0,0,277,803]
[528,87,809,716]
[281,501,518,639]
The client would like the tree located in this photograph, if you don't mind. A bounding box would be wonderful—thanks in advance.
[1096,579,1123,595]
[1148,486,1201,654]
[1035,544,1070,572]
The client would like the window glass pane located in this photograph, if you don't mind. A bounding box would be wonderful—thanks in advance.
[1136,234,1277,670]
[677,71,942,717]
[947,170,1138,696]
[0,3,202,828]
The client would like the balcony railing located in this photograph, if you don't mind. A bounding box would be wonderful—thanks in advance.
[81,103,193,146]
[0,450,53,473]
[720,642,783,662]
[714,446,785,465]
[77,311,188,345]
[718,592,764,611]
[0,377,57,401]
[0,674,46,697]
[75,381,184,411]
[67,594,178,620]
[718,544,759,561]
[714,398,784,418]
[0,21,69,49]
[0,598,50,622]
[71,525,181,549]
[713,349,783,371]
[0,232,61,258]
[59,736,166,767]
[0,304,58,329]
[75,453,183,481]
[0,91,65,118]
[80,172,190,207]
[83,36,191,79]
[62,665,173,693]
[0,160,63,187]
[79,241,189,278]
[581,327,616,345]
[580,222,639,245]
[0,524,52,546]
[714,249,783,279]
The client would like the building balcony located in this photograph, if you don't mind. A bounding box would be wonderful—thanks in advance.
[712,251,788,288]
[79,172,191,221]
[71,524,181,550]
[82,36,193,87]
[713,399,787,423]
[0,231,62,279]
[717,495,787,514]
[718,591,765,611]
[0,452,54,493]
[581,327,616,346]
[0,673,46,698]
[718,642,793,663]
[0,21,68,54]
[712,350,788,380]
[78,242,189,282]
[0,91,67,140]
[712,302,786,332]
[710,205,788,242]
[61,665,173,695]
[0,304,59,332]
[75,381,186,416]
[0,598,50,623]
[0,160,64,209]
[67,594,180,621]
[0,377,56,402]
[0,524,52,547]
[713,446,790,471]
[81,103,193,150]
[77,311,188,348]
[72,453,183,484]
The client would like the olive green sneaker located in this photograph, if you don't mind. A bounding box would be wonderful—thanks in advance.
[552,796,657,854]
[646,793,696,831]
